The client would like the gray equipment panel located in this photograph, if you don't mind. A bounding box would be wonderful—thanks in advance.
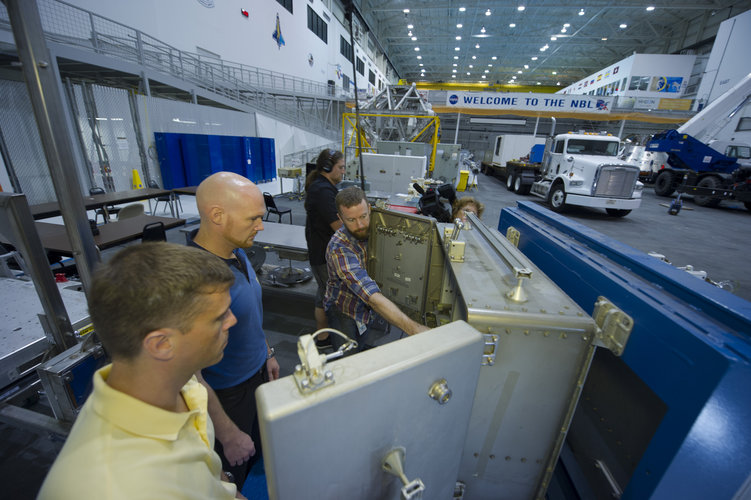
[256,321,484,500]
[441,214,597,499]
[431,143,462,183]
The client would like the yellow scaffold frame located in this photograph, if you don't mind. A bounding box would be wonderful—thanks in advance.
[342,113,441,173]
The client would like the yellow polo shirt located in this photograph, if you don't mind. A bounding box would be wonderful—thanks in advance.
[37,365,236,500]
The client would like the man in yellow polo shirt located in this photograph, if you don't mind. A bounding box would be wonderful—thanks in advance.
[37,243,244,499]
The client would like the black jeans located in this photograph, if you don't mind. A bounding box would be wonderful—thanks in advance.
[212,364,267,490]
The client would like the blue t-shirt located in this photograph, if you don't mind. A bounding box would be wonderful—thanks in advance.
[191,241,267,389]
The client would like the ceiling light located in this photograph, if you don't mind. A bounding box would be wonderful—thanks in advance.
[414,47,420,51]
[536,82,541,85]
[531,56,538,60]
[620,23,627,29]
[601,37,608,41]
[419,63,423,67]
[552,71,557,75]
[524,64,529,69]
[469,64,474,68]
[454,56,459,59]
[472,55,477,59]
[557,81,561,85]
[408,24,414,29]
[564,23,570,28]
[508,80,514,84]
[518,6,525,12]
[475,43,480,49]
[408,31,413,36]
[485,9,491,16]
[417,55,422,59]
[646,6,655,11]
[512,76,517,79]
[452,75,457,78]
[459,7,466,12]
[561,28,567,33]
[481,26,486,33]
[484,69,489,73]
[509,23,516,28]
[488,64,493,67]
[457,23,463,28]
[403,9,409,13]
[455,47,460,51]
[456,35,462,40]
[551,36,557,41]
[467,72,471,75]
[492,56,497,60]
[411,36,417,41]
[453,69,457,73]
[482,75,487,79]
[579,9,585,16]
[517,70,523,74]
[453,63,457,66]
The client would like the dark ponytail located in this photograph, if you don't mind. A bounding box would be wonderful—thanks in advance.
[305,148,344,191]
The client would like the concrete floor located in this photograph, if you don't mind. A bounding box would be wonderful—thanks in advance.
[2,171,749,499]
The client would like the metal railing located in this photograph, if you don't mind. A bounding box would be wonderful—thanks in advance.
[0,0,349,136]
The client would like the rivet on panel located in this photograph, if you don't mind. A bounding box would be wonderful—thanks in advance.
[540,308,547,313]
[543,331,550,337]
[489,454,495,459]
[523,330,530,336]
[505,328,511,334]
[521,458,527,463]
[505,456,511,461]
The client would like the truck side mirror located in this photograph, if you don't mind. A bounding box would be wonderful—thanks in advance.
[567,156,574,162]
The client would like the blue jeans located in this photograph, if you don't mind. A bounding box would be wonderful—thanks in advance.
[325,308,380,354]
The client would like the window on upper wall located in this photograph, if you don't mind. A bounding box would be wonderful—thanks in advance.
[276,0,292,14]
[368,70,375,85]
[343,74,350,91]
[307,5,327,43]
[736,117,751,131]
[340,36,353,63]
[356,58,364,76]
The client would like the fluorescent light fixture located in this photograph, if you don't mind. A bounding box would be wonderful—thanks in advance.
[517,5,525,11]
[470,118,527,125]
[536,82,541,85]
[619,23,627,29]
[524,64,529,69]
[467,72,470,75]
[403,9,409,13]
[453,63,457,66]
[531,56,538,60]
[453,69,457,73]
[551,36,557,41]
[482,75,486,79]
[455,47,460,51]
[452,75,456,78]
[480,26,486,33]
[411,36,417,41]
[492,56,497,60]
[484,69,489,73]
[579,9,585,15]
[552,71,557,75]
[557,81,561,85]
[414,47,420,51]
[646,6,655,11]
[95,117,107,121]
[459,7,466,12]
[456,35,462,40]
[472,55,476,59]
[457,23,463,28]
[475,43,480,49]
[561,27,567,33]
[110,118,124,121]
[517,70,523,74]
[509,23,516,28]
[408,24,414,29]
[454,55,459,59]
[485,9,491,16]
[601,37,608,41]
[417,55,422,59]
[488,64,493,67]
[469,64,473,68]
[419,63,423,66]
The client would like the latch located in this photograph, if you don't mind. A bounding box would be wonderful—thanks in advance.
[382,447,426,500]
[292,329,358,394]
[506,227,520,247]
[592,296,633,356]
[481,333,499,366]
[444,221,466,263]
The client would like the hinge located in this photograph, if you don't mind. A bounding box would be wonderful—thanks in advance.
[481,333,499,365]
[592,296,633,356]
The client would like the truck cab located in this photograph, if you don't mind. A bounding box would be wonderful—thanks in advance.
[530,132,643,217]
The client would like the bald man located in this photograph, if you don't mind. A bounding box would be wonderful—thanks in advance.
[189,172,280,490]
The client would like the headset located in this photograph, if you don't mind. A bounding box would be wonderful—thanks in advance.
[321,149,335,172]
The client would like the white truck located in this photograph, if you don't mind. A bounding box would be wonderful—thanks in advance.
[483,134,545,178]
[529,132,644,217]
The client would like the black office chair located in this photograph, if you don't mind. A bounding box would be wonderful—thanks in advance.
[263,192,292,224]
[90,187,120,224]
[149,180,181,215]
[142,221,166,242]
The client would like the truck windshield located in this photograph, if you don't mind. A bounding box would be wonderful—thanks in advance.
[566,139,619,156]
[726,145,751,159]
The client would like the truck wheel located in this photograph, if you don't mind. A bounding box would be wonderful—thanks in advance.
[745,202,751,212]
[506,172,516,192]
[548,184,566,212]
[515,175,531,195]
[606,209,631,217]
[694,176,722,207]
[653,171,675,196]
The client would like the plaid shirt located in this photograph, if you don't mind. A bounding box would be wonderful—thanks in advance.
[324,226,381,333]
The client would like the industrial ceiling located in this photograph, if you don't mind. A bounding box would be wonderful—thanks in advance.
[357,0,751,89]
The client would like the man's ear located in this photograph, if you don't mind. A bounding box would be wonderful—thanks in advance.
[142,329,177,361]
[208,205,224,226]
[337,212,342,222]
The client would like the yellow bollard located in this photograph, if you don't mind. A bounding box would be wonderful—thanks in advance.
[131,169,144,190]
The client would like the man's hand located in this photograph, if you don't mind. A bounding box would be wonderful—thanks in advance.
[220,427,255,466]
[221,471,248,499]
[266,355,280,381]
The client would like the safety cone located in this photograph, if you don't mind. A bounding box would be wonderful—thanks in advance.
[131,169,144,190]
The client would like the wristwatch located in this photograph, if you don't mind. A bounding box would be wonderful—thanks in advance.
[267,347,275,359]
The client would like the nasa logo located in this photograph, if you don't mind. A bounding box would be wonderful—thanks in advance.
[596,100,608,111]
[449,94,459,105]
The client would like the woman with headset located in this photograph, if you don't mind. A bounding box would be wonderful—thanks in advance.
[304,148,346,348]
